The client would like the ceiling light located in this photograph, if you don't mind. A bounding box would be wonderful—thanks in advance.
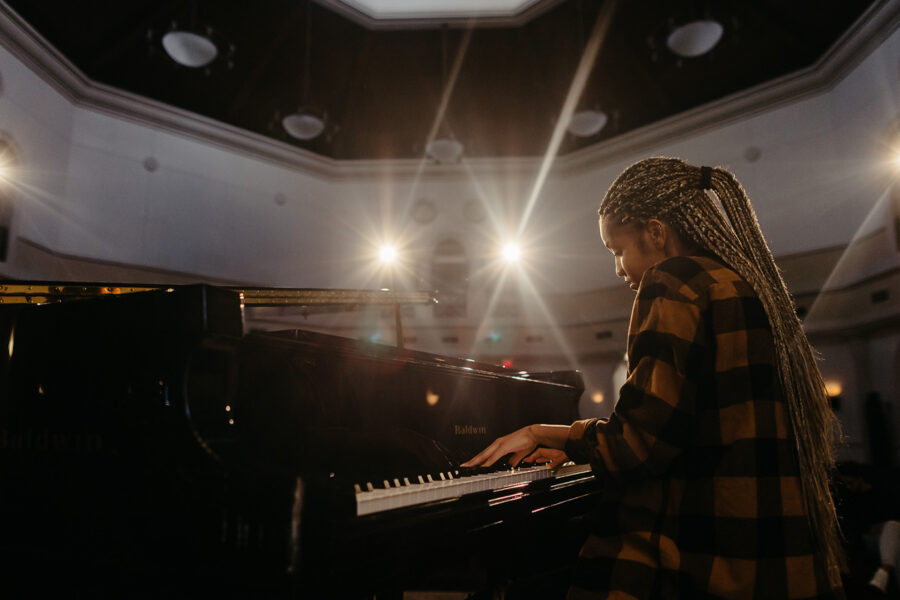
[161,31,218,68]
[379,245,397,263]
[282,108,326,140]
[666,20,723,58]
[501,243,521,263]
[567,109,608,137]
[883,117,900,173]
[0,136,19,184]
[426,137,464,164]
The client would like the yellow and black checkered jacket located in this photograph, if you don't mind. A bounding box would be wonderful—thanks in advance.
[565,255,844,599]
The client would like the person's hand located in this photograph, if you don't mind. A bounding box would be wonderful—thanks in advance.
[461,425,539,468]
[522,447,569,469]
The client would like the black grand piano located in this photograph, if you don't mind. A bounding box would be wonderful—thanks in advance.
[0,282,601,598]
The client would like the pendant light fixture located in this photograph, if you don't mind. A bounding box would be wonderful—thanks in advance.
[162,29,218,68]
[426,25,464,164]
[649,2,725,63]
[666,19,723,58]
[283,1,326,141]
[157,1,233,70]
[567,0,608,138]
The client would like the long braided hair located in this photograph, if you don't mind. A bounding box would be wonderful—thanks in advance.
[599,156,844,580]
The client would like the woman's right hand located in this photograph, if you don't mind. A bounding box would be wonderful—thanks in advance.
[521,447,570,470]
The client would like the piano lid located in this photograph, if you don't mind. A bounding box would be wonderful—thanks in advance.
[0,280,436,308]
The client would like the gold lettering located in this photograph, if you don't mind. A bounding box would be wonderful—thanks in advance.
[453,424,487,435]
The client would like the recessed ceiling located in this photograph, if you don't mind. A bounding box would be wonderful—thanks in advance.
[317,0,564,27]
[0,0,881,162]
[334,0,543,20]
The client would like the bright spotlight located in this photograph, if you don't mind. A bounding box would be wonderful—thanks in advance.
[501,243,521,263]
[379,245,397,263]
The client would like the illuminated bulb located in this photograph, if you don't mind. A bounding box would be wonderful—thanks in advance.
[501,243,520,263]
[824,380,843,397]
[592,392,605,404]
[425,389,439,406]
[379,245,397,263]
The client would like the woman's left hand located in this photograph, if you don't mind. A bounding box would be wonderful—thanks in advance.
[461,425,539,468]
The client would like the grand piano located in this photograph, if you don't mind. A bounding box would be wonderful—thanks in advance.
[0,282,602,598]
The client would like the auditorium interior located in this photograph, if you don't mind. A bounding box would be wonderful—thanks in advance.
[0,0,899,597]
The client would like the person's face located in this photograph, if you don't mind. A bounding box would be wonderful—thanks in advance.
[599,216,668,291]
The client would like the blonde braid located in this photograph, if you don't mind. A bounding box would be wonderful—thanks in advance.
[600,157,844,582]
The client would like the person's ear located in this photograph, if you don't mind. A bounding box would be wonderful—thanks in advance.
[646,219,667,249]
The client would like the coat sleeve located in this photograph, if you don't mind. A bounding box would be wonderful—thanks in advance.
[565,266,706,481]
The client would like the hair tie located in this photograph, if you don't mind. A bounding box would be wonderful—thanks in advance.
[699,166,712,190]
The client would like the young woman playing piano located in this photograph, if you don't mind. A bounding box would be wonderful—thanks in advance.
[463,157,846,599]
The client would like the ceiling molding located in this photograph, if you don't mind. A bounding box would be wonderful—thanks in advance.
[0,0,897,181]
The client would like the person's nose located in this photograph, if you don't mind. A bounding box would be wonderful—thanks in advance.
[615,257,625,278]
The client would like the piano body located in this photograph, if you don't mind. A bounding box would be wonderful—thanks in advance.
[0,282,602,598]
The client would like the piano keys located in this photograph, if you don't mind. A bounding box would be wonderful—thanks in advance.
[0,282,602,598]
[355,462,592,516]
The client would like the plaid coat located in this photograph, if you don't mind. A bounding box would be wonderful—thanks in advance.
[564,256,844,599]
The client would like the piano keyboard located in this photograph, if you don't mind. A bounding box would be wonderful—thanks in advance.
[355,462,592,516]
